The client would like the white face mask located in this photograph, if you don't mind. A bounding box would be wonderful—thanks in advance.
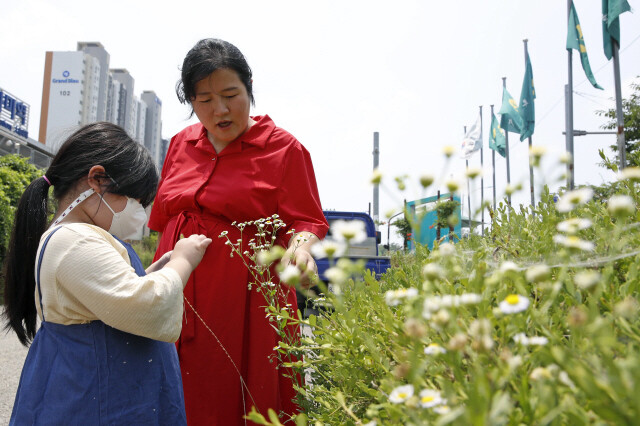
[102,196,148,241]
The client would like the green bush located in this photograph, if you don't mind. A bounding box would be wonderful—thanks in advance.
[236,169,640,425]
[0,155,43,304]
[129,231,159,269]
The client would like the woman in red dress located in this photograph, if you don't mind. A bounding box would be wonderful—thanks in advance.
[149,39,328,425]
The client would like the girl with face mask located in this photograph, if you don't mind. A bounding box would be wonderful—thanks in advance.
[2,122,211,425]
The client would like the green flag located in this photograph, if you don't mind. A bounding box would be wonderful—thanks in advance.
[489,113,506,158]
[499,87,523,134]
[602,0,631,60]
[519,50,536,141]
[567,2,604,90]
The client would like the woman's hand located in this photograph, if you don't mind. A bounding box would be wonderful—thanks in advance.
[145,250,173,274]
[281,232,320,289]
[165,234,212,285]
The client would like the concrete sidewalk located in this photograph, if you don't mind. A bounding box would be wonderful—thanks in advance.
[0,330,28,424]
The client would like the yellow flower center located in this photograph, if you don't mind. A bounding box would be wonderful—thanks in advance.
[422,396,434,403]
[506,294,520,305]
[398,392,407,399]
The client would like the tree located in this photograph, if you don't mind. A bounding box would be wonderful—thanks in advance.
[597,76,640,167]
[393,217,412,250]
[0,155,43,266]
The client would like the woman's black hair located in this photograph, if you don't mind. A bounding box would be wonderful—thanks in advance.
[176,38,255,116]
[2,122,158,346]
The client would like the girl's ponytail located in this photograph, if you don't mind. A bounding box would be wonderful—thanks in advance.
[2,176,51,345]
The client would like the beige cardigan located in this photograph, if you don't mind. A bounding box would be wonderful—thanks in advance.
[35,223,184,342]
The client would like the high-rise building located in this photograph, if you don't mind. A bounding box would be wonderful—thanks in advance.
[39,51,101,150]
[77,42,110,122]
[106,73,121,124]
[141,91,162,167]
[39,42,164,167]
[135,97,147,145]
[110,69,135,137]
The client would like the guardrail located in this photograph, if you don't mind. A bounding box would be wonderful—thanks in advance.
[0,128,54,169]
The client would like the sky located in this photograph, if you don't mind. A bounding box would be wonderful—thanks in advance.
[2,0,639,245]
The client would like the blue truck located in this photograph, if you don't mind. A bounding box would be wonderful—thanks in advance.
[297,210,392,317]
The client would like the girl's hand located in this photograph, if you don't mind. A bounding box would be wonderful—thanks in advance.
[145,250,173,274]
[165,234,212,284]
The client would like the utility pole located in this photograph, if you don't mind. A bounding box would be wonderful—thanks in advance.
[565,0,575,190]
[373,132,380,230]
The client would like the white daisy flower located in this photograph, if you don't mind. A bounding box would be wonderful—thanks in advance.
[325,267,348,285]
[433,405,451,415]
[529,367,552,381]
[618,167,640,182]
[278,265,301,286]
[500,261,519,273]
[437,242,456,257]
[423,293,481,315]
[529,145,547,158]
[420,173,435,188]
[505,183,519,196]
[385,288,419,306]
[465,167,483,179]
[310,239,346,259]
[498,294,530,314]
[422,263,445,280]
[607,195,635,217]
[331,220,367,243]
[556,218,592,234]
[559,151,572,164]
[556,187,594,212]
[442,145,456,158]
[424,343,447,355]
[574,270,601,289]
[370,168,383,185]
[459,293,482,304]
[389,384,414,404]
[418,389,444,408]
[553,235,595,251]
[445,179,460,193]
[525,264,551,283]
[513,333,548,346]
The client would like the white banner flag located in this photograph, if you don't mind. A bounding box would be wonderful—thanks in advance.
[460,114,483,159]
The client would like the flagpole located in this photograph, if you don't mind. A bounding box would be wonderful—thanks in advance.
[464,125,471,231]
[523,39,535,208]
[479,105,484,236]
[612,39,626,169]
[566,0,575,190]
[490,104,497,210]
[502,77,512,205]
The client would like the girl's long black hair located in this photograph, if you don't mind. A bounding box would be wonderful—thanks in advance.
[2,122,158,345]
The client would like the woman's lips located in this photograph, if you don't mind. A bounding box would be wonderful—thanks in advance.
[217,121,232,129]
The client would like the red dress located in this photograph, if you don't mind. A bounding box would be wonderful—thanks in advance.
[148,115,328,425]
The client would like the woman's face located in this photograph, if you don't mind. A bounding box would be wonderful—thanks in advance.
[191,68,252,148]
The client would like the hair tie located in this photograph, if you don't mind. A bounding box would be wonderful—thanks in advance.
[43,175,52,186]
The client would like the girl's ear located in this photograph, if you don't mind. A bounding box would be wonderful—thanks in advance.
[87,165,108,193]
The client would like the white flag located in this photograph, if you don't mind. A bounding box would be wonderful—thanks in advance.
[460,114,483,159]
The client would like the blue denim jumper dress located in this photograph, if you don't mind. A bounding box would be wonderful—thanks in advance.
[10,228,187,425]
